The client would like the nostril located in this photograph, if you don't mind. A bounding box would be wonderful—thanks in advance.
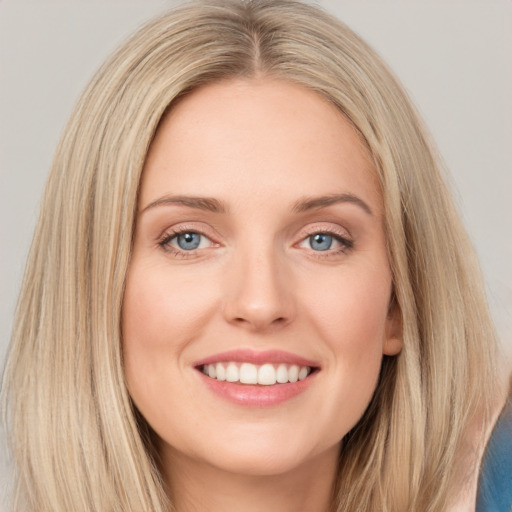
[233,315,288,327]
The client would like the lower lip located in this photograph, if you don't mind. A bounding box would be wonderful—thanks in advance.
[198,371,317,407]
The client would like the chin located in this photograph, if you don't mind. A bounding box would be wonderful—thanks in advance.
[203,444,319,477]
[179,423,339,478]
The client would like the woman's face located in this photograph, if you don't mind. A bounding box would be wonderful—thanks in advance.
[122,78,401,478]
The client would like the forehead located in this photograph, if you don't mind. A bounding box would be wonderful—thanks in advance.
[140,78,381,214]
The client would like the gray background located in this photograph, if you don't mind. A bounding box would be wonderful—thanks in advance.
[1,0,511,505]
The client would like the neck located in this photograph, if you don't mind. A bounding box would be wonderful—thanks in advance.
[161,446,339,512]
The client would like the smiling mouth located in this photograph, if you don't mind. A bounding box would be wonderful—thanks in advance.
[198,362,317,386]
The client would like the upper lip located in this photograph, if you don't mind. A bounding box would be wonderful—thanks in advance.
[194,349,321,368]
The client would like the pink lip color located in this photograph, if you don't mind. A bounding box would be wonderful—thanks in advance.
[194,349,320,407]
[194,349,320,368]
[199,374,316,407]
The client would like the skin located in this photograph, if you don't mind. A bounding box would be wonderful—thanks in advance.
[122,78,402,512]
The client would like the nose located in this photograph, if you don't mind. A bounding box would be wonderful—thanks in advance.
[222,245,296,333]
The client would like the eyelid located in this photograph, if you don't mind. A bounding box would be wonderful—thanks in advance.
[157,222,221,257]
[297,222,352,241]
[156,221,354,259]
[157,222,219,242]
[294,223,354,256]
[167,231,211,250]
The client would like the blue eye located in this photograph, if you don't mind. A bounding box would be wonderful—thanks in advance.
[309,233,333,251]
[174,232,202,250]
[159,228,214,256]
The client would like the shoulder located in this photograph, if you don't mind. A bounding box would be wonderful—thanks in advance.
[476,397,512,512]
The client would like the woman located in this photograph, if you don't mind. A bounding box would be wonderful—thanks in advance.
[1,1,499,510]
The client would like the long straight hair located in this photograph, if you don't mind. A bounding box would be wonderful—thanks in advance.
[2,1,498,510]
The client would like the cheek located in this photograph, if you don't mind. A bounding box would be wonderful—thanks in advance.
[121,262,223,447]
[303,266,392,352]
[122,263,217,353]
[121,263,218,410]
[299,266,391,426]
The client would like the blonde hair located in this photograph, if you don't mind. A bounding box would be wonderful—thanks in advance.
[1,1,498,510]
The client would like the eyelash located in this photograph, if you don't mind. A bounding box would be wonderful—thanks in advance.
[157,226,213,259]
[299,228,354,258]
[157,227,354,259]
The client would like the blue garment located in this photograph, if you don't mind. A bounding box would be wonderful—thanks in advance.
[476,398,512,512]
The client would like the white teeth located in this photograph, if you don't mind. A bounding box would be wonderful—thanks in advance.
[288,365,299,383]
[276,364,288,383]
[225,362,239,382]
[201,362,312,385]
[239,363,258,384]
[216,362,226,381]
[258,363,276,385]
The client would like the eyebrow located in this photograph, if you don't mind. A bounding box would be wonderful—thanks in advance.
[141,192,373,216]
[292,193,373,215]
[141,195,229,214]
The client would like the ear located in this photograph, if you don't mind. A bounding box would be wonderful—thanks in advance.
[383,296,403,356]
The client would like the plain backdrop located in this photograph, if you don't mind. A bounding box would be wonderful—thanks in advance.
[1,0,511,505]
